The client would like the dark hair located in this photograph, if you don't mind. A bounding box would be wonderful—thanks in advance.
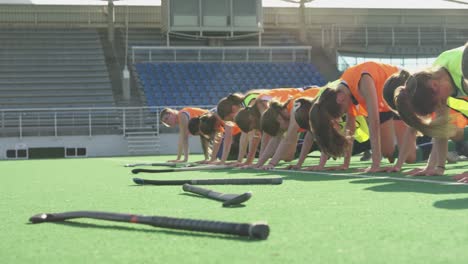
[261,99,290,136]
[235,104,262,133]
[294,98,315,130]
[216,93,244,120]
[309,88,350,157]
[199,114,218,137]
[383,70,411,111]
[389,69,455,138]
[188,117,200,135]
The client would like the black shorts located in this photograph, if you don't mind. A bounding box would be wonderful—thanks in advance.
[379,111,396,124]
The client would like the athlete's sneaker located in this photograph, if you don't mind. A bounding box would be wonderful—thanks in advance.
[360,150,371,161]
[447,151,459,164]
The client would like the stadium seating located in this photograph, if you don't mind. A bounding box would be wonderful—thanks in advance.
[0,28,114,108]
[133,62,326,107]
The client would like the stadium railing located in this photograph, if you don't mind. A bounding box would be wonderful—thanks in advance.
[131,46,312,63]
[0,106,212,138]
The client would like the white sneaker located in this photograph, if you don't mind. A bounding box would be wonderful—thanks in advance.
[447,151,459,164]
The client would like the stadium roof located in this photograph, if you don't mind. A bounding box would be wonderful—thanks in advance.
[0,0,467,9]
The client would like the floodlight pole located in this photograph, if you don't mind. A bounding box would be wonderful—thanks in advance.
[107,0,115,43]
[122,4,130,100]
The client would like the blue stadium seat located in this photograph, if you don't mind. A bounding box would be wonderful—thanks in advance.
[134,62,326,106]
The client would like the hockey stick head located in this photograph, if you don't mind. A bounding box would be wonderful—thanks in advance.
[133,178,145,184]
[222,192,252,207]
[29,213,56,224]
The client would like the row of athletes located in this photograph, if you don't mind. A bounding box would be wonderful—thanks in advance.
[160,43,468,182]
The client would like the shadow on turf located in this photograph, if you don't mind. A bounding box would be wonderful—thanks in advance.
[348,178,468,194]
[433,197,468,210]
[27,221,261,242]
[178,193,247,208]
[218,167,355,182]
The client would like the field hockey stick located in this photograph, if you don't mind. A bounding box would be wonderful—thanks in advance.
[131,164,229,174]
[124,162,196,168]
[133,177,283,185]
[182,184,252,207]
[29,211,269,240]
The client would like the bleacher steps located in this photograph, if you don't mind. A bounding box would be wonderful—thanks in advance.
[125,130,160,155]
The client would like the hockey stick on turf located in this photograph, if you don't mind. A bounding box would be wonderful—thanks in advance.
[29,211,269,240]
[133,177,283,185]
[124,162,199,168]
[182,184,252,207]
[131,164,228,174]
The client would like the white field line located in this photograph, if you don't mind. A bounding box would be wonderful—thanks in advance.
[100,157,158,164]
[273,169,468,186]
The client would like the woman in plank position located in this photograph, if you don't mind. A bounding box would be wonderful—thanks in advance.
[383,44,468,180]
[309,61,415,172]
[160,107,210,163]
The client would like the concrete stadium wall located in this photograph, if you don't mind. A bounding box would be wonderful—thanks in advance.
[0,134,203,159]
[0,4,467,29]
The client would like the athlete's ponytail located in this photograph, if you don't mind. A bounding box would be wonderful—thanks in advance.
[309,88,350,157]
[235,102,262,133]
[217,93,245,120]
[261,99,290,136]
[199,114,219,138]
[383,70,411,111]
[294,98,315,130]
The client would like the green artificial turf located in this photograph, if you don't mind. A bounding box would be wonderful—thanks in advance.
[1,155,468,263]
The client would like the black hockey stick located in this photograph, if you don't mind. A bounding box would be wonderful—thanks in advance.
[133,177,283,185]
[29,211,269,240]
[124,162,196,168]
[131,164,228,174]
[182,184,252,207]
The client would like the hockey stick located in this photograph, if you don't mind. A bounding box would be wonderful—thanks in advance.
[182,184,252,207]
[131,164,228,174]
[133,177,283,185]
[29,211,269,240]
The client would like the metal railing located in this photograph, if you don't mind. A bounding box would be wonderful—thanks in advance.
[0,105,216,138]
[0,106,197,138]
[310,24,468,50]
[131,46,312,63]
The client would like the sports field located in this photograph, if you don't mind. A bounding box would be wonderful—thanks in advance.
[2,154,468,263]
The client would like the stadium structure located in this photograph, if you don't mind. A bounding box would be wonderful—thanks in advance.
[0,0,467,159]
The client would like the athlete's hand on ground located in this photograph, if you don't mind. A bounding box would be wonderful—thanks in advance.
[240,164,259,169]
[358,166,387,173]
[259,164,275,170]
[453,172,468,183]
[285,164,301,170]
[326,164,350,171]
[211,161,225,165]
[403,168,424,175]
[409,167,444,176]
[301,165,325,171]
[385,165,402,173]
